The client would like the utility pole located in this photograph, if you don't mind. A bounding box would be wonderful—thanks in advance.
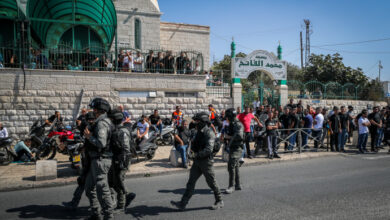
[304,19,311,67]
[378,60,383,82]
[300,31,304,69]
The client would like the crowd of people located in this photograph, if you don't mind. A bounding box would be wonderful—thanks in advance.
[232,98,390,158]
[0,48,203,75]
[2,97,390,217]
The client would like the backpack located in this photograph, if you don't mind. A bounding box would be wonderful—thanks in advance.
[110,125,131,156]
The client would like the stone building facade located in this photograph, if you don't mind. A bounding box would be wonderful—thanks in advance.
[0,69,231,140]
[18,0,211,69]
[160,22,210,70]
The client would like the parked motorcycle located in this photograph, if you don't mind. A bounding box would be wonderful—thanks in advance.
[127,121,159,162]
[29,118,47,149]
[155,119,175,146]
[66,130,84,174]
[0,137,16,165]
[30,118,76,160]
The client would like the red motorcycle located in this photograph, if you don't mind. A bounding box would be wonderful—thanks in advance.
[34,125,75,160]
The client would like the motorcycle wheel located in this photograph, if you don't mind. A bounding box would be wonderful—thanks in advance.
[0,151,12,166]
[37,146,56,160]
[146,149,155,160]
[156,138,164,146]
[162,134,173,146]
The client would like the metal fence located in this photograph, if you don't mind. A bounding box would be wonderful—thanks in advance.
[206,76,232,98]
[287,80,364,100]
[0,44,204,74]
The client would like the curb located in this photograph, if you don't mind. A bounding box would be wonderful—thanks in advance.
[0,152,341,193]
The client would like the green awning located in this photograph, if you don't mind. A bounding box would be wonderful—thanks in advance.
[27,0,117,49]
[0,0,25,19]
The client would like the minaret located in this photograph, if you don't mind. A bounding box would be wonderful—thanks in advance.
[231,37,236,58]
[277,41,282,60]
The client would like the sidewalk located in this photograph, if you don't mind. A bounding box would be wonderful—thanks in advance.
[0,143,368,192]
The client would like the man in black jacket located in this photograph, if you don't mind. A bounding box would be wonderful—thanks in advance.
[171,112,223,211]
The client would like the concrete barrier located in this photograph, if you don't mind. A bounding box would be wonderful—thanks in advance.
[36,160,57,181]
[169,147,182,167]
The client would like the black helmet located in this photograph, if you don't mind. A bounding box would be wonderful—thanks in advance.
[108,109,124,124]
[85,112,96,121]
[225,108,237,120]
[192,112,210,123]
[89,98,111,112]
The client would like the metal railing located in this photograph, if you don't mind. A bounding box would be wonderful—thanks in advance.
[254,127,330,154]
[287,80,368,100]
[206,76,232,98]
[0,45,204,74]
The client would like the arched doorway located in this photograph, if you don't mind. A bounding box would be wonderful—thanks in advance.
[59,25,104,52]
[242,70,280,108]
[232,50,288,109]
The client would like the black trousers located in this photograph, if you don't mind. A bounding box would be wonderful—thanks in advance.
[16,149,31,161]
[370,129,378,150]
[330,132,339,151]
[244,132,252,157]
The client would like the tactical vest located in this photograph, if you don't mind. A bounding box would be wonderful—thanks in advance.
[90,117,113,158]
[110,125,131,156]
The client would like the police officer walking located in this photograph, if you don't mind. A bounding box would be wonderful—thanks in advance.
[224,108,244,194]
[63,112,96,210]
[108,109,136,213]
[171,112,223,210]
[84,98,115,220]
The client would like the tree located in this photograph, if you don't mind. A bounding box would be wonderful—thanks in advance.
[211,52,246,82]
[287,62,303,81]
[303,53,368,87]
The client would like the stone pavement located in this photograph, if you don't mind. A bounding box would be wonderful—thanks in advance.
[0,143,378,192]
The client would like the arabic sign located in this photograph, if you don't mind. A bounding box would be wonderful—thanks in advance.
[233,50,287,80]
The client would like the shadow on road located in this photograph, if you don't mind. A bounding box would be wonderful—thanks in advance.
[126,205,210,219]
[158,188,212,195]
[6,204,89,219]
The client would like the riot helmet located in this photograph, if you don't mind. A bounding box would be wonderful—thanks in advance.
[89,98,111,113]
[108,109,124,125]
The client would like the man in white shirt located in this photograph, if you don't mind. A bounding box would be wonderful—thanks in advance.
[0,122,8,138]
[312,107,324,149]
[123,51,134,72]
[252,98,260,110]
[133,51,144,72]
[357,109,370,154]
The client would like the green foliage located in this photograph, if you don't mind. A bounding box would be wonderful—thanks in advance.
[304,53,368,87]
[211,52,246,82]
[287,62,304,81]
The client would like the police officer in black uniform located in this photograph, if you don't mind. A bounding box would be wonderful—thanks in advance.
[63,111,96,210]
[224,108,244,194]
[171,112,223,210]
[108,109,136,213]
[84,98,115,220]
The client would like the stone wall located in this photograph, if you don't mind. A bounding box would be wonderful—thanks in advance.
[114,0,162,50]
[0,69,232,140]
[297,99,388,113]
[160,22,210,70]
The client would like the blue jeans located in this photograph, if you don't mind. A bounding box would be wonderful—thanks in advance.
[175,145,189,165]
[377,128,384,147]
[338,128,348,151]
[288,132,297,150]
[357,133,368,152]
[302,129,311,148]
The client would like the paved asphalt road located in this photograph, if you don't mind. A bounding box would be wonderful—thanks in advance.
[1,153,390,220]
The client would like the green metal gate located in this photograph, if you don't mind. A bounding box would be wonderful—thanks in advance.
[242,81,280,109]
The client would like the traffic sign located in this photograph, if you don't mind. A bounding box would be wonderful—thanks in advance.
[386,93,390,97]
